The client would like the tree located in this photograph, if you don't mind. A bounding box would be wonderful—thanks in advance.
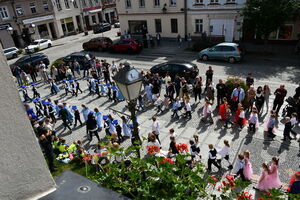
[242,0,300,41]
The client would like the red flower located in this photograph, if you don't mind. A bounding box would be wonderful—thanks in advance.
[236,192,253,200]
[82,154,92,162]
[176,143,188,152]
[147,145,160,154]
[160,157,173,165]
[226,174,235,181]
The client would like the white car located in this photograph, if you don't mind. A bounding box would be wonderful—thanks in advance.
[25,39,52,53]
[3,47,19,59]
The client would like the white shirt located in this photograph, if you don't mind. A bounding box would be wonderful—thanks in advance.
[152,121,160,135]
[291,117,298,126]
[218,146,230,158]
[164,76,171,84]
[170,132,177,138]
[45,123,54,131]
[239,111,245,118]
[185,103,191,111]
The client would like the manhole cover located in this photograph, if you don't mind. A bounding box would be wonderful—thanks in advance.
[77,186,91,193]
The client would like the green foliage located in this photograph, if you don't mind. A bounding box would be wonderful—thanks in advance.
[225,76,248,95]
[51,59,65,68]
[242,0,300,39]
[34,47,40,52]
[16,49,24,54]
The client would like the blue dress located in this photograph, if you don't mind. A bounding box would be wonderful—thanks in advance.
[122,122,132,137]
[95,112,103,128]
[100,84,108,95]
[64,105,74,121]
[145,84,153,102]
[117,90,125,101]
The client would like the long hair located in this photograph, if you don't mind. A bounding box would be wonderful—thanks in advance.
[272,157,279,165]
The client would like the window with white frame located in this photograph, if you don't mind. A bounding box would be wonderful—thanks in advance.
[125,0,131,8]
[64,0,70,9]
[29,3,37,14]
[139,0,145,7]
[154,0,160,7]
[15,5,24,16]
[43,1,49,11]
[73,0,78,8]
[82,0,87,7]
[0,6,9,19]
[195,0,203,4]
[226,0,235,2]
[89,0,93,7]
[210,0,219,3]
[170,0,176,6]
[56,0,62,10]
[195,19,203,33]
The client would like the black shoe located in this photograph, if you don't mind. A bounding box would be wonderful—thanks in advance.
[228,165,233,170]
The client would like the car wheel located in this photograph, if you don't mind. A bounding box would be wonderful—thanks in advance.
[202,55,209,61]
[228,57,236,64]
[12,54,18,58]
[48,43,52,48]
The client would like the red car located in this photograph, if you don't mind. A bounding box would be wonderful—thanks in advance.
[111,39,142,53]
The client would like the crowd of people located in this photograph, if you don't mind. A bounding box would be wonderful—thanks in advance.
[19,57,300,195]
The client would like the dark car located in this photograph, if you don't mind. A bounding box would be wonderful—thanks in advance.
[111,38,143,53]
[13,53,50,70]
[59,52,94,69]
[93,23,111,34]
[82,37,113,51]
[150,60,199,79]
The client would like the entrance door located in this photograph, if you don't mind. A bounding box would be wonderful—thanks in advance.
[105,13,110,23]
[76,15,82,32]
[85,16,91,30]
[49,22,57,39]
[210,19,234,42]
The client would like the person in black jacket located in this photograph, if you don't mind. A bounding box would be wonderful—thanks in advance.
[86,113,100,142]
[216,79,227,107]
[255,86,265,114]
[283,117,292,141]
[207,144,221,172]
[169,136,179,156]
[58,105,72,131]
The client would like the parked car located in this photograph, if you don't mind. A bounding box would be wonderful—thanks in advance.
[13,53,49,70]
[150,60,199,79]
[93,23,111,34]
[111,39,143,53]
[82,37,113,51]
[4,47,19,59]
[25,39,52,53]
[58,52,94,69]
[113,22,120,28]
[198,42,243,63]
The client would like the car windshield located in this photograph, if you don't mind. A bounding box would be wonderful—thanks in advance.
[4,49,14,53]
[15,56,29,63]
[31,41,39,45]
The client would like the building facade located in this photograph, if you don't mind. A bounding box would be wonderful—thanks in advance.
[117,0,185,38]
[52,0,84,37]
[102,0,117,24]
[187,0,245,42]
[0,0,58,48]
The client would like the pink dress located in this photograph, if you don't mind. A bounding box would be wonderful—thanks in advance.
[268,164,281,189]
[257,170,272,191]
[243,157,253,180]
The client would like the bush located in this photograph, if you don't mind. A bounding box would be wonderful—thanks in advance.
[17,49,24,54]
[34,47,40,52]
[51,59,65,68]
[225,76,248,95]
[191,40,218,52]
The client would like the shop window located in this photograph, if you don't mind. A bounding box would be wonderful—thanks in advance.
[15,5,24,16]
[170,0,176,6]
[64,0,70,9]
[155,19,162,33]
[154,0,160,7]
[29,3,37,14]
[37,24,49,38]
[0,6,9,20]
[171,18,178,33]
[43,2,49,11]
[73,0,78,8]
[128,20,147,34]
[56,0,62,10]
[139,0,145,8]
[125,0,131,8]
[195,19,203,33]
[92,15,96,24]
[269,25,294,40]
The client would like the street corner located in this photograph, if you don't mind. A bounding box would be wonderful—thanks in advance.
[235,137,300,184]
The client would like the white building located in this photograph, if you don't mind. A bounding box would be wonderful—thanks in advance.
[187,0,245,42]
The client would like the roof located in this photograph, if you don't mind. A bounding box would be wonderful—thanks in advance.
[216,42,238,46]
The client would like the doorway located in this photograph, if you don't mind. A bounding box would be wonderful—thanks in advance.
[49,22,57,39]
[85,16,91,30]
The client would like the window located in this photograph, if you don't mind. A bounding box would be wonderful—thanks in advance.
[226,0,235,2]
[82,0,87,7]
[195,0,203,3]
[154,0,160,7]
[155,19,162,33]
[64,0,70,9]
[125,0,131,8]
[73,0,78,8]
[0,6,9,19]
[95,0,99,3]
[43,2,49,11]
[210,0,219,3]
[139,0,145,7]
[29,3,37,14]
[15,5,24,16]
[89,0,93,7]
[56,0,62,10]
[195,19,203,33]
[170,0,176,6]
[171,18,178,33]
[222,46,235,51]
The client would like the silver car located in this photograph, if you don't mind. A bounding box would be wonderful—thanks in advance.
[4,47,19,59]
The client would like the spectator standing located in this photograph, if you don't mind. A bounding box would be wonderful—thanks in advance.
[273,85,287,116]
[216,79,227,107]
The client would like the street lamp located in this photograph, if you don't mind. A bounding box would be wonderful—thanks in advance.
[113,62,143,156]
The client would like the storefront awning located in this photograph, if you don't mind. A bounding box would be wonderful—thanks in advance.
[89,8,102,13]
